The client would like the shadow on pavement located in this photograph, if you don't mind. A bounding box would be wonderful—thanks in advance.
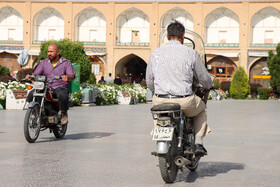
[175,161,245,183]
[39,132,114,142]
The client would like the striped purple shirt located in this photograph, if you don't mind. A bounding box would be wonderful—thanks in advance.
[34,57,75,90]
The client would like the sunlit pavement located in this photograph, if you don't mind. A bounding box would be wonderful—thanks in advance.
[0,100,280,186]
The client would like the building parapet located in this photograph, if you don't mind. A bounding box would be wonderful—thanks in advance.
[0,40,23,45]
[116,42,149,47]
[205,43,239,47]
[250,43,278,48]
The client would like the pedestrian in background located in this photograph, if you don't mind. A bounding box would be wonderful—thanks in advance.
[106,73,114,83]
[114,74,122,85]
[98,76,106,84]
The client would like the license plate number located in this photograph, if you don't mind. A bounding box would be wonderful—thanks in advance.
[152,127,174,141]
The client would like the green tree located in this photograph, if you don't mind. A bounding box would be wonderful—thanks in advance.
[37,39,94,83]
[0,64,11,77]
[267,43,280,91]
[229,66,250,99]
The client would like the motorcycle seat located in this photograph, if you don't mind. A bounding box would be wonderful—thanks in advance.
[151,103,181,111]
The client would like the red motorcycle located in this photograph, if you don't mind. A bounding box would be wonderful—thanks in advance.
[23,75,67,143]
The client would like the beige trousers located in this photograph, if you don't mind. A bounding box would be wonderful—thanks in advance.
[152,94,211,137]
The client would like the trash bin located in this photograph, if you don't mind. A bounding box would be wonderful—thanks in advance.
[146,89,153,102]
[81,83,96,104]
[69,63,80,94]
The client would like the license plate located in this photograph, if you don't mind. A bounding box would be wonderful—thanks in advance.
[152,127,174,141]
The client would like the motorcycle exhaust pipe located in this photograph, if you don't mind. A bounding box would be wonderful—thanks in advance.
[175,156,191,167]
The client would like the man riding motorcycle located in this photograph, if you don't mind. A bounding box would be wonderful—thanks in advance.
[146,20,213,155]
[26,44,75,125]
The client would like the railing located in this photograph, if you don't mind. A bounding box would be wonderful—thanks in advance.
[250,43,277,48]
[116,42,149,47]
[0,40,23,44]
[82,41,106,46]
[205,43,239,47]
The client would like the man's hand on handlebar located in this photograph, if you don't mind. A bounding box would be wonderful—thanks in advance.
[61,75,75,82]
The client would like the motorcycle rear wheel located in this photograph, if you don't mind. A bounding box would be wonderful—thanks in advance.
[158,134,178,183]
[24,106,40,143]
[187,156,201,172]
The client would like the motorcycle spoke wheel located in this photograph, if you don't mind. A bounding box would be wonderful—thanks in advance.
[158,135,178,183]
[24,106,40,143]
[53,111,67,139]
[187,156,201,172]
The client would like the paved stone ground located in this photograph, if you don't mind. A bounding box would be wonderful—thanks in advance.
[0,100,280,186]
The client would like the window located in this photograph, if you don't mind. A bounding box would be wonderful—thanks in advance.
[131,30,140,43]
[48,29,56,40]
[92,64,100,75]
[89,30,97,41]
[8,29,16,40]
[219,31,227,43]
[265,30,273,43]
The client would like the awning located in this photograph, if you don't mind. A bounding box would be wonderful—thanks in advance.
[85,51,106,56]
[0,50,21,54]
[248,51,269,57]
[207,53,239,58]
[28,50,40,56]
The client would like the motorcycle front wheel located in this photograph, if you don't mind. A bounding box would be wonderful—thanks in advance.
[53,123,67,138]
[24,105,41,143]
[158,134,178,183]
[53,111,67,138]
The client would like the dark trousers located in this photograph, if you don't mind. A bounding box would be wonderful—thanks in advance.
[27,87,69,114]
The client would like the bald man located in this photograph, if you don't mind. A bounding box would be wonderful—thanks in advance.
[26,44,75,125]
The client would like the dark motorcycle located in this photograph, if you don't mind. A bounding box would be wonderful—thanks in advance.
[23,75,67,143]
[151,29,213,183]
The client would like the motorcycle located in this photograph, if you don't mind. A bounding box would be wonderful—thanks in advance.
[23,75,68,143]
[151,29,213,183]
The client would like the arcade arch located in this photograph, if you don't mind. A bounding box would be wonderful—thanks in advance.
[0,6,23,41]
[116,8,150,44]
[207,56,237,82]
[115,54,147,83]
[0,52,21,73]
[249,57,269,88]
[33,7,64,41]
[160,7,194,45]
[251,7,280,44]
[74,7,106,43]
[89,55,105,81]
[205,7,239,44]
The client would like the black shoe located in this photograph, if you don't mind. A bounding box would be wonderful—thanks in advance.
[195,144,207,156]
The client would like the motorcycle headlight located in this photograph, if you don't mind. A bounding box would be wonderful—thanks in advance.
[33,82,44,90]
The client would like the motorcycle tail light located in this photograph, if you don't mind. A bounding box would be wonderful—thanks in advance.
[33,82,44,90]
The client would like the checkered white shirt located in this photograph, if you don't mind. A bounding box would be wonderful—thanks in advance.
[146,40,212,95]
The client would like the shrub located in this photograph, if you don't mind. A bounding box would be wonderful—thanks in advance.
[229,67,250,99]
[38,39,93,83]
[17,68,33,81]
[267,44,280,91]
[0,76,16,83]
[257,87,271,100]
[213,79,220,90]
[220,81,231,92]
[0,65,10,76]
[71,90,82,106]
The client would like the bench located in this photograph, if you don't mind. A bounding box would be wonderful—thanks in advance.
[6,89,29,109]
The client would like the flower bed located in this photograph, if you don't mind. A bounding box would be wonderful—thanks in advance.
[0,81,147,109]
[72,83,147,106]
[0,81,31,109]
